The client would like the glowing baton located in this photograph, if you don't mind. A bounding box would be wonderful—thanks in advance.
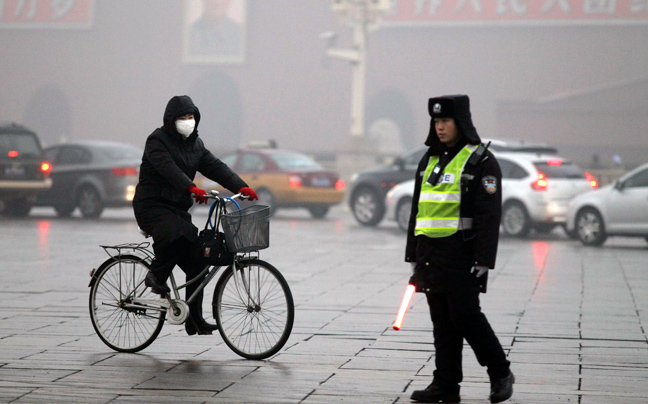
[392,284,416,330]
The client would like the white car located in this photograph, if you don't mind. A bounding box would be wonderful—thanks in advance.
[566,162,648,246]
[385,151,598,236]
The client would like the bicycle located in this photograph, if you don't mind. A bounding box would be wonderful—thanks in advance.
[88,192,294,359]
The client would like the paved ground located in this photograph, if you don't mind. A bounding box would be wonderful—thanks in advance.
[1,206,647,403]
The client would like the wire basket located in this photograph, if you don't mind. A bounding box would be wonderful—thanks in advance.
[221,205,270,253]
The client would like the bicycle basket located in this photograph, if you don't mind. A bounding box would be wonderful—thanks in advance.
[221,205,270,253]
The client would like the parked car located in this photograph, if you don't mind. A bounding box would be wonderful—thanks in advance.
[200,146,345,218]
[385,151,599,237]
[0,123,52,217]
[35,141,142,218]
[566,162,648,246]
[350,138,559,227]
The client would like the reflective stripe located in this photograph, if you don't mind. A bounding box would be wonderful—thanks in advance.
[419,192,460,202]
[416,217,473,230]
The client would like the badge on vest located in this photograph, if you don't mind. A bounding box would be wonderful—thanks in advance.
[483,176,497,194]
[439,173,456,184]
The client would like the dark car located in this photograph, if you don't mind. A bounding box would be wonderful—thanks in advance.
[0,123,52,217]
[347,138,559,226]
[36,141,142,218]
[199,145,345,218]
[348,145,426,226]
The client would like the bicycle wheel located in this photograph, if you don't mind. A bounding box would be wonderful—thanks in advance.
[213,259,294,359]
[89,255,165,353]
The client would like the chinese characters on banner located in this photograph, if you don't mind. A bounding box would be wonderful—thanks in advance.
[384,0,648,25]
[0,0,93,28]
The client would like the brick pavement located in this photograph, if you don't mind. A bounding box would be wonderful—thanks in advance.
[0,207,647,403]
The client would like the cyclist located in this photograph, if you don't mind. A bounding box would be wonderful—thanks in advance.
[133,95,258,336]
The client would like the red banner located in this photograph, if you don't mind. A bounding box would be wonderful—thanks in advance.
[384,0,648,25]
[0,0,93,28]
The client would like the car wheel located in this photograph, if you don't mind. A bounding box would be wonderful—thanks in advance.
[78,186,104,218]
[3,198,32,217]
[562,224,577,239]
[576,208,607,246]
[308,206,329,219]
[55,204,75,217]
[501,201,531,237]
[256,188,276,217]
[351,187,385,226]
[395,197,412,233]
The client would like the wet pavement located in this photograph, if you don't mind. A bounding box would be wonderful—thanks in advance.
[1,206,647,403]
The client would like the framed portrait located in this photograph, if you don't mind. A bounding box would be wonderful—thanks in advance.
[183,0,247,64]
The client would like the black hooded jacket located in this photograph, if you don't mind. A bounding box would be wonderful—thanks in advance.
[405,95,502,292]
[133,95,247,248]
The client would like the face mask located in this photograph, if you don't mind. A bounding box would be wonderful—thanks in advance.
[175,119,195,139]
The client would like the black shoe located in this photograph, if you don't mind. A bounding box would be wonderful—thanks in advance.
[411,383,460,403]
[185,319,218,336]
[490,372,515,403]
[144,272,170,295]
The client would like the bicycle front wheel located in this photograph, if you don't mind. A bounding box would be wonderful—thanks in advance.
[213,259,294,359]
[89,255,165,353]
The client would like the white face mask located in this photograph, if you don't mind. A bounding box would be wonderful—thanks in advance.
[175,119,195,139]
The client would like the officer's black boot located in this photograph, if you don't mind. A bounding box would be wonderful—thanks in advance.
[410,382,460,403]
[489,372,514,403]
[185,289,218,336]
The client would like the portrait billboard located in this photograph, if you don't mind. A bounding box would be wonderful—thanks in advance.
[183,0,247,64]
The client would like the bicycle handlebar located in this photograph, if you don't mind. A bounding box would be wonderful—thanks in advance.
[204,191,249,201]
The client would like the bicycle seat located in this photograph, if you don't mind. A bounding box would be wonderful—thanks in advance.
[138,228,151,238]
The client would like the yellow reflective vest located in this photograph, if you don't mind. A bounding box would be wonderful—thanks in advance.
[415,145,477,238]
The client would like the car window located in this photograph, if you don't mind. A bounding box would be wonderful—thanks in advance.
[99,144,142,161]
[0,132,42,159]
[624,168,648,188]
[239,153,266,172]
[498,158,528,179]
[269,152,321,170]
[44,147,60,162]
[533,161,584,179]
[58,146,91,165]
[402,146,427,166]
[220,153,237,167]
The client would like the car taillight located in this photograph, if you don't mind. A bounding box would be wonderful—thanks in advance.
[40,162,52,177]
[547,158,562,166]
[335,179,345,190]
[8,150,18,158]
[585,172,598,189]
[531,171,548,191]
[111,167,138,176]
[288,174,302,188]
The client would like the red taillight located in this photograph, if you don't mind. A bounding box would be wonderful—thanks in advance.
[288,174,302,188]
[8,150,18,158]
[111,167,138,176]
[585,172,598,189]
[531,171,548,191]
[41,162,52,177]
[335,179,345,190]
[547,158,562,166]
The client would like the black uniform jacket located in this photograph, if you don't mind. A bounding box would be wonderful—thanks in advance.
[133,95,247,249]
[405,139,502,293]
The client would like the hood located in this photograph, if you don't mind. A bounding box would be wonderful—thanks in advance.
[424,94,481,150]
[162,95,201,140]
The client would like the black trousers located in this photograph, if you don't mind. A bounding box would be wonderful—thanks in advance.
[426,288,510,389]
[150,236,207,321]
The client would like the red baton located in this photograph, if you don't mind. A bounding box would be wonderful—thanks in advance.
[392,284,416,330]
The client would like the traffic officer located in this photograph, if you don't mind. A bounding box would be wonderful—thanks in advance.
[406,95,514,403]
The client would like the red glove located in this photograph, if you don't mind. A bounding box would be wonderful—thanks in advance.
[188,185,208,204]
[239,187,258,201]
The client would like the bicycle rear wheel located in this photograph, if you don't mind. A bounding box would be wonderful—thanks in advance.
[213,259,294,359]
[89,255,165,353]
